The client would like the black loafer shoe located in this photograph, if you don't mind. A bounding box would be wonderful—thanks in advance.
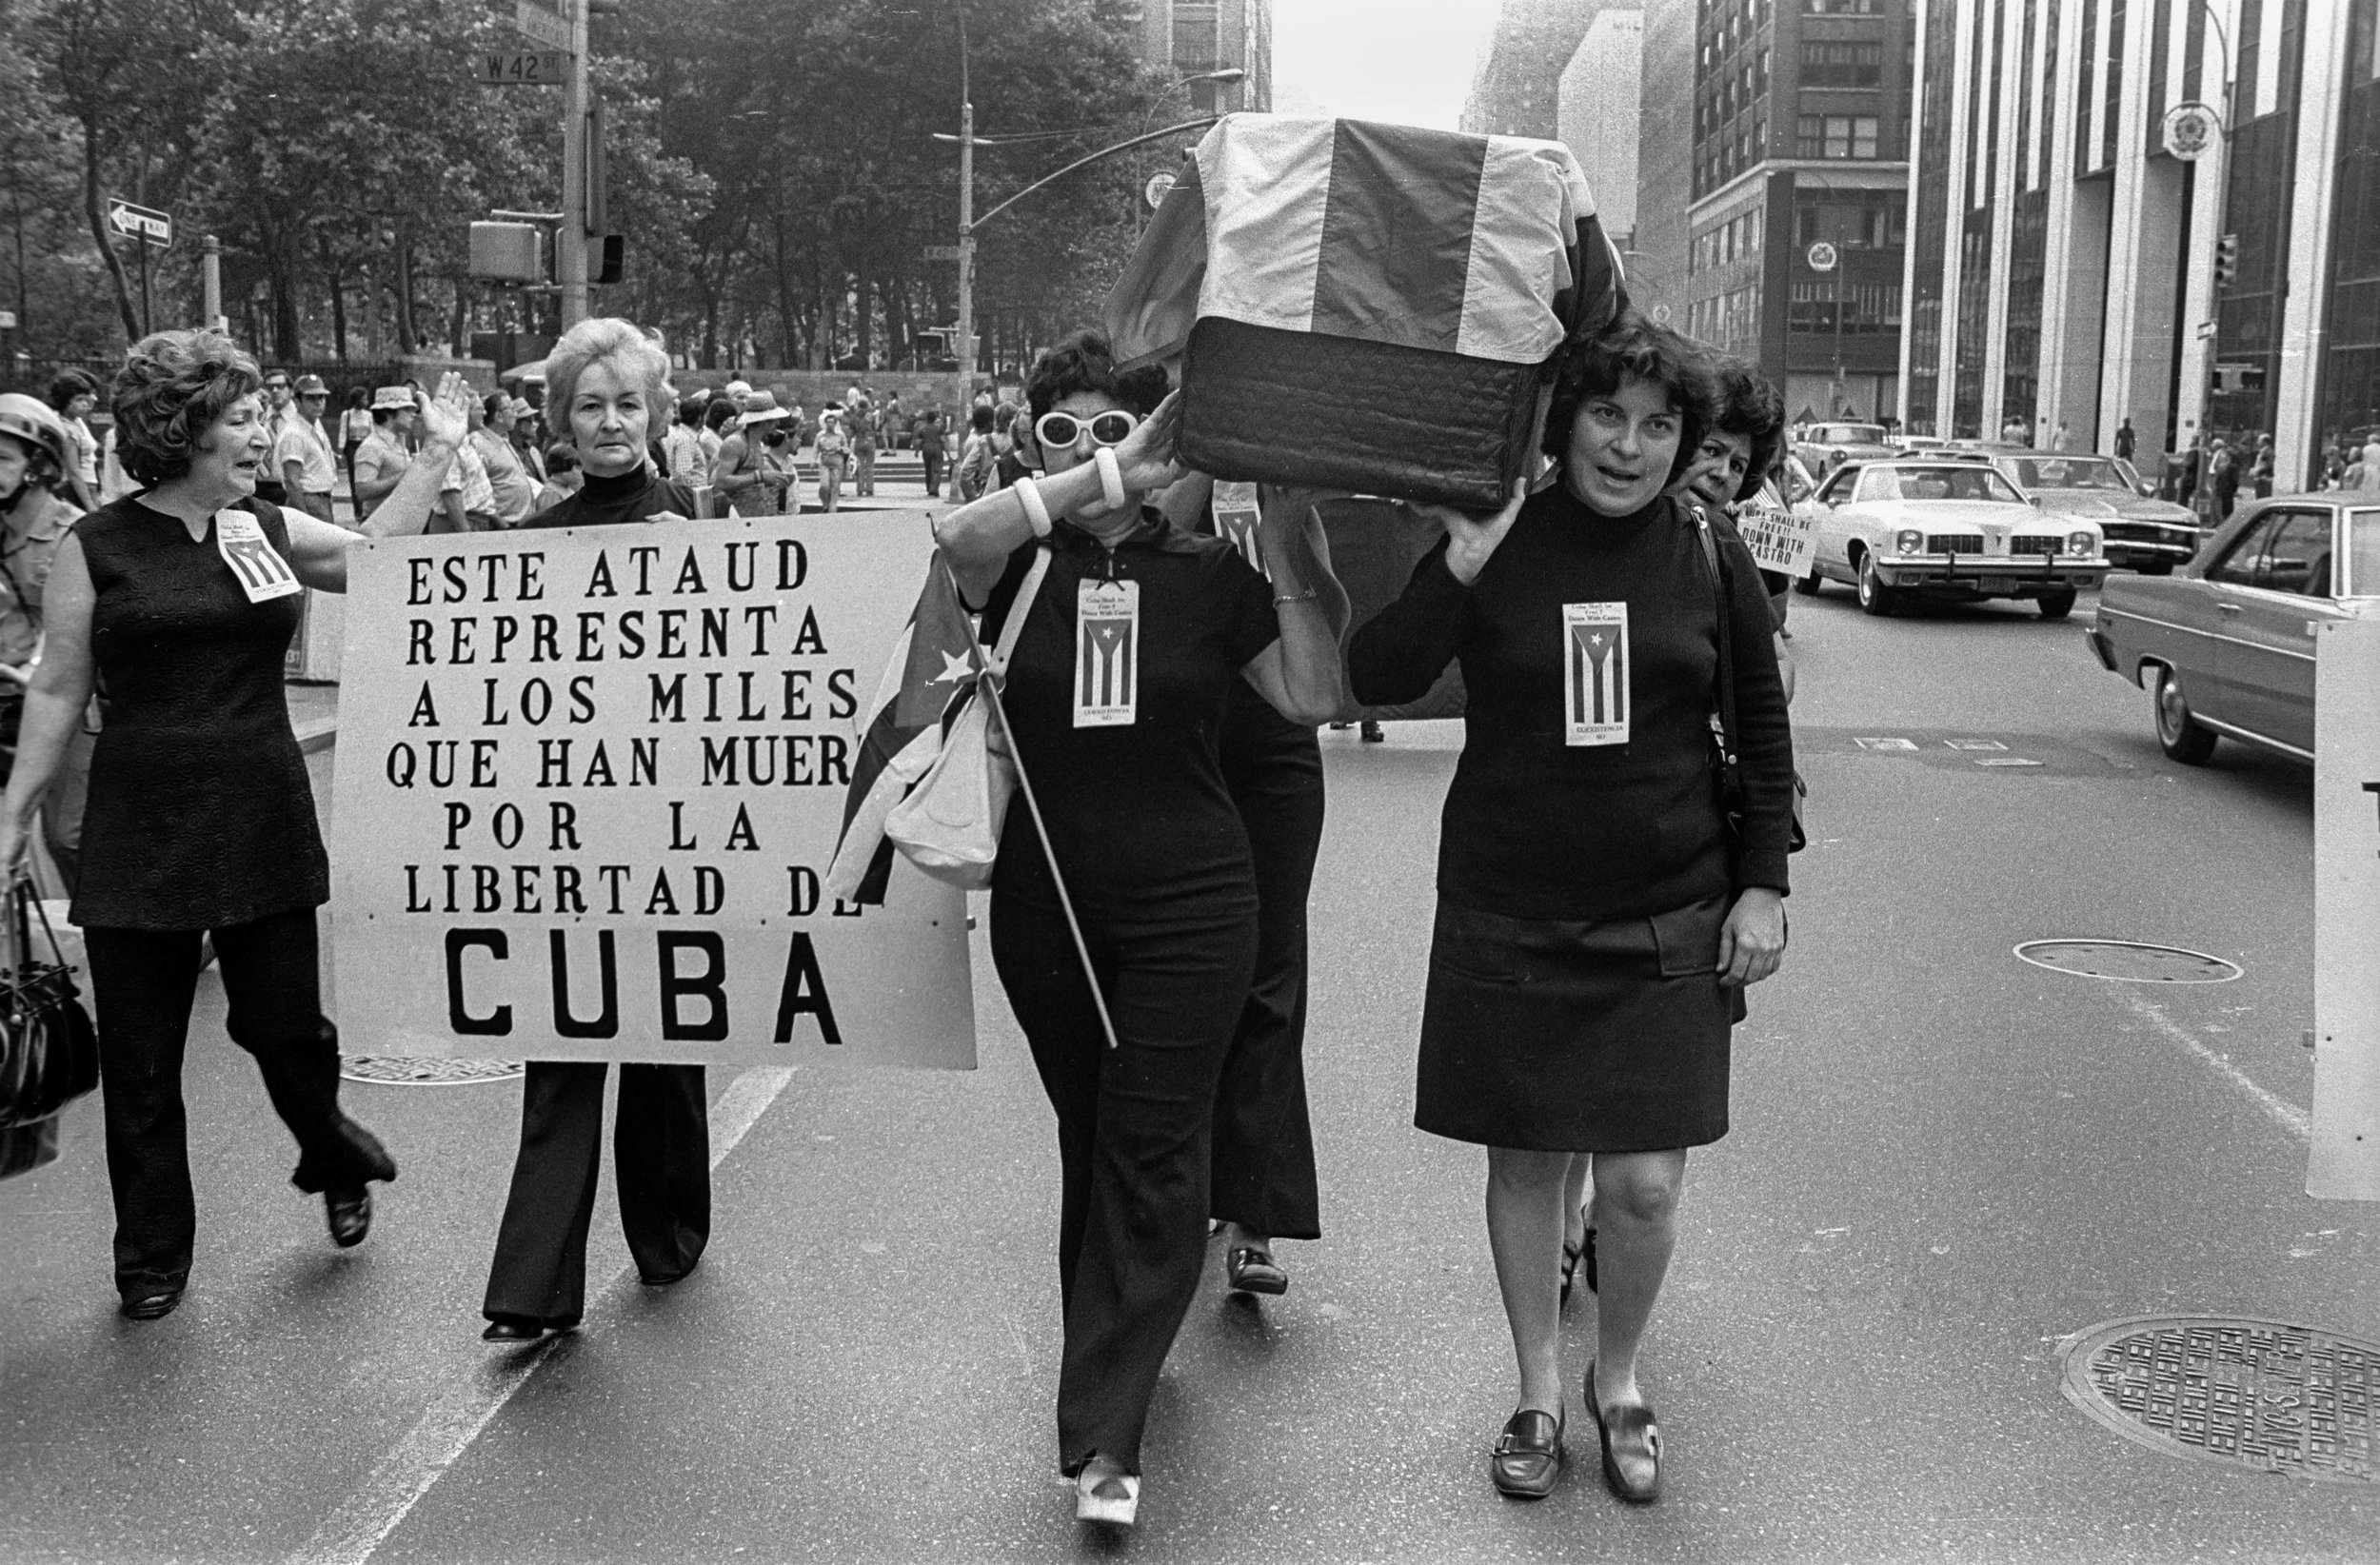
[325,1186,372,1248]
[1588,1362,1662,1503]
[1225,1246,1288,1296]
[482,1315,545,1342]
[1490,1408,1565,1498]
[120,1288,184,1321]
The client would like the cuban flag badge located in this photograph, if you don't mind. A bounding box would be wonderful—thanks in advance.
[1562,602,1628,746]
[1073,578,1140,727]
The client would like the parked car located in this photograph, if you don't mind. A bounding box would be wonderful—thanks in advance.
[1793,420,1896,478]
[1981,450,2199,575]
[1794,459,2111,618]
[2087,493,2380,763]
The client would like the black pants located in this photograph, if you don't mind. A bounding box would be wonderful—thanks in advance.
[922,448,943,494]
[1209,752,1326,1239]
[991,894,1258,1475]
[481,1061,710,1324]
[84,908,395,1300]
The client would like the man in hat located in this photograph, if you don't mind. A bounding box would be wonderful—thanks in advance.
[813,403,850,512]
[254,368,296,505]
[709,390,793,514]
[272,374,341,524]
[350,385,420,519]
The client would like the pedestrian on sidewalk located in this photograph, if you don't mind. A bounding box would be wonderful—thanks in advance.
[252,370,296,506]
[2211,438,2240,522]
[709,391,793,515]
[480,317,711,1344]
[916,406,947,496]
[1348,310,1793,1506]
[0,332,473,1321]
[2114,416,2136,463]
[851,398,880,496]
[957,405,999,501]
[932,329,1345,1529]
[47,371,101,512]
[349,386,419,520]
[662,390,709,488]
[0,393,95,890]
[813,404,850,511]
[467,394,538,526]
[271,375,341,525]
[338,387,373,523]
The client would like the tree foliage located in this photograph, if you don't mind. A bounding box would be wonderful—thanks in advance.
[5,0,1179,372]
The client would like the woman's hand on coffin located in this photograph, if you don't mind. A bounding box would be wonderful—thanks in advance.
[1415,478,1527,586]
[1114,390,1187,495]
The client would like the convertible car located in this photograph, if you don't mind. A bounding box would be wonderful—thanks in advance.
[1988,451,2199,574]
[2087,493,2380,763]
[1793,460,2110,618]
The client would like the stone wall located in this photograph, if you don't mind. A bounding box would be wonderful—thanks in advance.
[671,368,999,415]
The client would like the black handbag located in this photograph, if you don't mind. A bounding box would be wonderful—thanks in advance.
[1689,505,1807,857]
[0,882,98,1129]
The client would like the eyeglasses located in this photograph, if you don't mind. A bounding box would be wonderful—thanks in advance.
[264,382,290,392]
[1034,409,1137,451]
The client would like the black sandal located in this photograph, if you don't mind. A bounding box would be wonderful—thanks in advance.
[1559,1226,1597,1304]
[1586,1360,1661,1502]
[1225,1245,1288,1296]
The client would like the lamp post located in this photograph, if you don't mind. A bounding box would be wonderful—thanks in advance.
[1136,68,1244,234]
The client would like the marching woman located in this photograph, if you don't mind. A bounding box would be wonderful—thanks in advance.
[480,317,710,1343]
[1347,311,1793,1502]
[0,330,469,1319]
[935,330,1344,1527]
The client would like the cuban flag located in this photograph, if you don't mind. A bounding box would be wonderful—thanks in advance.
[1563,602,1629,746]
[823,554,982,905]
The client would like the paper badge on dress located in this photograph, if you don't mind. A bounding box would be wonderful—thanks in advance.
[1562,602,1629,746]
[214,510,304,604]
[1211,481,1265,575]
[1073,577,1140,727]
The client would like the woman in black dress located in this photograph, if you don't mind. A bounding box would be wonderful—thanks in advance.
[1348,312,1793,1502]
[935,331,1344,1528]
[0,330,470,1319]
[479,317,712,1344]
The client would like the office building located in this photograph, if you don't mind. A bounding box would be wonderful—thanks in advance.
[1631,0,1698,317]
[1559,10,1646,247]
[1111,0,1274,111]
[1672,0,1917,424]
[1899,0,2375,489]
[1462,0,1609,137]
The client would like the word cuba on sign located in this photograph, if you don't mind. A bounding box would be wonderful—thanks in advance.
[330,512,974,1069]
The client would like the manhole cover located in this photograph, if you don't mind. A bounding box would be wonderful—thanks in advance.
[2060,1316,2377,1483]
[341,1057,524,1085]
[2014,940,2241,982]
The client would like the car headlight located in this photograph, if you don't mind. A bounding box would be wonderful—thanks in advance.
[1894,528,1925,555]
[2067,530,2095,557]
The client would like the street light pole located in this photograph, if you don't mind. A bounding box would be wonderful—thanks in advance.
[1135,68,1244,236]
[559,0,589,328]
[957,95,975,419]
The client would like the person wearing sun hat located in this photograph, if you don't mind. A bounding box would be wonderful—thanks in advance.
[348,385,421,520]
[708,389,792,515]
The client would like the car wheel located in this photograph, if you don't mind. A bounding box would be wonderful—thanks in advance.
[1795,567,1824,597]
[2153,666,2218,764]
[2036,588,2078,620]
[1855,552,1897,617]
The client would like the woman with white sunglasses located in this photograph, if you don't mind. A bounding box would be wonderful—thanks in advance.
[935,329,1345,1530]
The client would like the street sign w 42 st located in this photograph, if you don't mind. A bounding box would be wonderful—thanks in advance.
[471,50,566,85]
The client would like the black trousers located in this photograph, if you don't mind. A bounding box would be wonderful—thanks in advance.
[481,1061,710,1324]
[84,908,395,1299]
[991,894,1257,1475]
[1209,751,1326,1239]
[921,448,944,494]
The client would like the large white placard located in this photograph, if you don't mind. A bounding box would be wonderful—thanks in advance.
[2311,618,2380,1199]
[329,511,975,1068]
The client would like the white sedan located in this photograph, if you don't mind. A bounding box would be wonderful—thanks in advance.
[1794,460,2112,619]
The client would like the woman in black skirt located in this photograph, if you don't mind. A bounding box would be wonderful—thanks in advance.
[1348,311,1793,1502]
[935,331,1344,1528]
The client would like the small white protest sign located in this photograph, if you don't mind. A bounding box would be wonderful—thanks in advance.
[2311,618,2380,1200]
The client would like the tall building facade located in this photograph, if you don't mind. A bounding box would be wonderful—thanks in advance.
[1462,0,1610,136]
[1632,0,1699,317]
[1673,0,1916,423]
[1112,0,1275,111]
[1899,0,2375,489]
[1559,10,1646,246]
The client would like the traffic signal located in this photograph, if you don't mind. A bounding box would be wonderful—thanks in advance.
[584,99,608,235]
[468,222,545,284]
[2214,233,2239,290]
[590,235,624,286]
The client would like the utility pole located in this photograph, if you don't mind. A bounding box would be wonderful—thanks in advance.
[956,96,975,420]
[202,234,222,331]
[559,0,590,328]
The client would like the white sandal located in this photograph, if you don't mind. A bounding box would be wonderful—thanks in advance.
[1075,1460,1140,1526]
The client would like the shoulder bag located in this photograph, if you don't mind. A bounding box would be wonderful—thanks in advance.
[1689,504,1808,859]
[884,546,1052,888]
[0,882,98,1129]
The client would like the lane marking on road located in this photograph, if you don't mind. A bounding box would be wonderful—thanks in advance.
[2122,994,2310,1142]
[289,1065,798,1565]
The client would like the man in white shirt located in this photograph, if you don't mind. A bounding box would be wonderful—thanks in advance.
[254,369,297,505]
[272,374,341,523]
[349,386,418,519]
[468,393,538,525]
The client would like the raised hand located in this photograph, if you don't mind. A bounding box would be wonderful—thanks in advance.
[1411,478,1529,585]
[1115,390,1187,496]
[416,371,472,452]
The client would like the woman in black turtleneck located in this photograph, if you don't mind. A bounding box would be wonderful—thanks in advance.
[479,318,709,1343]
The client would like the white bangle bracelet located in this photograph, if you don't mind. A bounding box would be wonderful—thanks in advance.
[1093,446,1128,512]
[1013,475,1053,539]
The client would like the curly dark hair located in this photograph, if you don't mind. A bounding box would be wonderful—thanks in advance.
[111,329,263,487]
[47,369,98,412]
[1540,309,1716,489]
[1025,329,1170,421]
[1708,357,1789,502]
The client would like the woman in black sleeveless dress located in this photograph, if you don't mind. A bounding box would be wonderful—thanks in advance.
[0,331,470,1319]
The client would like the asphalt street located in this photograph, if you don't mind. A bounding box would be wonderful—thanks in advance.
[3,577,2374,1564]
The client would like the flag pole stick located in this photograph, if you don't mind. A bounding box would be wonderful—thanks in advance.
[943,558,1122,1052]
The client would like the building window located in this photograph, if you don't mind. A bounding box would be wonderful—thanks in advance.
[1797,113,1881,158]
[1800,40,1885,87]
[1802,0,1878,11]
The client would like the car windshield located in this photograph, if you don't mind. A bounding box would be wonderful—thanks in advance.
[2349,509,2380,597]
[1814,424,1886,444]
[1860,466,2026,504]
[2007,455,2132,491]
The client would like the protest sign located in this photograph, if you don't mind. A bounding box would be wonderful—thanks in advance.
[330,511,975,1069]
[2311,618,2380,1200]
[1733,502,1818,578]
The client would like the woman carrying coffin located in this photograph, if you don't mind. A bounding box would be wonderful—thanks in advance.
[934,330,1344,1528]
[1348,312,1793,1502]
[0,331,466,1319]
[479,316,711,1343]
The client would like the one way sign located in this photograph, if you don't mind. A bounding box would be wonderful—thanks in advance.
[106,198,173,249]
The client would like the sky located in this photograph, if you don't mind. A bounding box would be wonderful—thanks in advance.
[1269,0,1505,129]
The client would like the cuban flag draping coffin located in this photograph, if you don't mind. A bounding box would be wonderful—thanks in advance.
[1105,115,1627,511]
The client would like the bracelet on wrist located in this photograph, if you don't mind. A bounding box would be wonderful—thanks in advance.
[1093,446,1128,512]
[1013,476,1054,539]
[1272,586,1319,605]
